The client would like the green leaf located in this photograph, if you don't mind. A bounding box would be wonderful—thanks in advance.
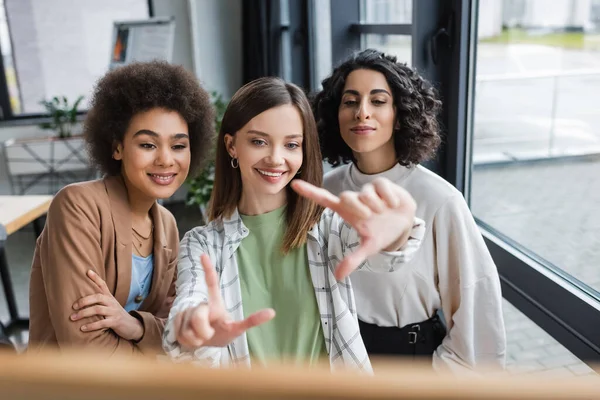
[38,94,83,138]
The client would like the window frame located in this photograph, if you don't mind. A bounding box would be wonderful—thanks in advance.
[330,0,413,66]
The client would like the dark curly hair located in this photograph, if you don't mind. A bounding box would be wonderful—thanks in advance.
[312,48,442,167]
[84,60,215,176]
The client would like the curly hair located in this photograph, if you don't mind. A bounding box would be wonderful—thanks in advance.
[84,60,215,176]
[312,48,442,167]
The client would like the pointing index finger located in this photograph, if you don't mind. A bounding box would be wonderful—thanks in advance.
[290,180,341,211]
[200,254,223,308]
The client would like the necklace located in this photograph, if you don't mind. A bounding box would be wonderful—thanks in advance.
[132,225,153,240]
[133,242,146,256]
[132,224,153,253]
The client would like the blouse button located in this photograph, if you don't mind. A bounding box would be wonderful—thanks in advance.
[134,295,144,303]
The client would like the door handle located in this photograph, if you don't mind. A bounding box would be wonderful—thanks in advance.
[430,11,454,65]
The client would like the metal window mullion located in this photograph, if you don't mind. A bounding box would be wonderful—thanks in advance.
[280,0,292,82]
[0,7,13,120]
[147,0,154,17]
[330,0,360,66]
[350,23,411,35]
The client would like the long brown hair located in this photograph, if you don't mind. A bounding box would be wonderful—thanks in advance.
[208,77,324,253]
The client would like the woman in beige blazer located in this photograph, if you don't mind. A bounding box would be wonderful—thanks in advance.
[28,61,214,356]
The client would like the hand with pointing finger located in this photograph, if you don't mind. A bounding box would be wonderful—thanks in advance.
[173,254,275,349]
[291,177,417,280]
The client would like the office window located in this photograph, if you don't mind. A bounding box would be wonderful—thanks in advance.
[361,0,411,23]
[0,0,149,118]
[362,35,412,65]
[361,0,412,65]
[470,0,600,295]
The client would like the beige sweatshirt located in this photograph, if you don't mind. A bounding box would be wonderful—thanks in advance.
[323,163,506,373]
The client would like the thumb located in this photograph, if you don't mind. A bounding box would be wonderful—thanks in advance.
[226,308,276,334]
[334,242,374,280]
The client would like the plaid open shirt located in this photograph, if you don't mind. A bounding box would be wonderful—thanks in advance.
[163,208,425,373]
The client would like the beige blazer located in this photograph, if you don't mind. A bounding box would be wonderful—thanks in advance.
[28,176,179,356]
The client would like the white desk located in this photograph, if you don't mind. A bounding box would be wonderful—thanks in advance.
[0,195,52,335]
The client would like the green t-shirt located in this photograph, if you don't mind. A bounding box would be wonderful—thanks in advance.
[237,205,327,366]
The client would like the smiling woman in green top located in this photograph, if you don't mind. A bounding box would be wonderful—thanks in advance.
[237,204,326,365]
[163,77,425,371]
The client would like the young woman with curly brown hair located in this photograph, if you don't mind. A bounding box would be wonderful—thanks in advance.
[28,61,214,356]
[312,49,506,373]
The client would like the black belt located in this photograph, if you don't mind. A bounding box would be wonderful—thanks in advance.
[359,312,446,358]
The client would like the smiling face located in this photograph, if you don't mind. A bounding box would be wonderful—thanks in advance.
[224,104,304,213]
[338,68,397,160]
[113,107,190,203]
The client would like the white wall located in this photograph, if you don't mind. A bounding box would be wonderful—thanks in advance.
[152,0,244,97]
[151,0,195,73]
[188,0,242,99]
[567,0,592,28]
[520,0,591,29]
[478,0,593,40]
[479,0,504,39]
[5,0,148,114]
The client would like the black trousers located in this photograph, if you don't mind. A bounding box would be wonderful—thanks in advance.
[359,313,446,359]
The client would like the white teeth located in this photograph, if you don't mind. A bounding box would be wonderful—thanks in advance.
[257,169,284,177]
[151,174,173,181]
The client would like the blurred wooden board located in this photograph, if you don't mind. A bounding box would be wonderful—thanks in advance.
[0,350,598,400]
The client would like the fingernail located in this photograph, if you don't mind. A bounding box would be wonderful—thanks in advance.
[73,303,79,310]
[71,313,78,320]
[81,325,87,331]
[88,270,95,276]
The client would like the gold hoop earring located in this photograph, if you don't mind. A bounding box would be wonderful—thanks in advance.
[230,158,239,168]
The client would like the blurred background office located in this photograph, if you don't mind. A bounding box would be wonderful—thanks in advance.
[0,0,598,379]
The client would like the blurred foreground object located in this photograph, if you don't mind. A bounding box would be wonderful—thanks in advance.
[0,350,598,400]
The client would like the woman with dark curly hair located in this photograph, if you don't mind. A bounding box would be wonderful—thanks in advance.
[28,61,214,356]
[312,49,506,373]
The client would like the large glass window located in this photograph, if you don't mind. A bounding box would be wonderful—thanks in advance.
[363,35,412,65]
[503,299,594,377]
[468,0,600,370]
[361,0,411,23]
[471,0,600,295]
[0,0,148,117]
[360,0,412,65]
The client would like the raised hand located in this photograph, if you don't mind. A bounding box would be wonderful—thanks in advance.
[291,177,416,280]
[173,254,275,349]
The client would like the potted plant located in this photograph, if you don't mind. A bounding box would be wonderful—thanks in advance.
[186,91,227,222]
[2,95,93,195]
[38,95,84,138]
